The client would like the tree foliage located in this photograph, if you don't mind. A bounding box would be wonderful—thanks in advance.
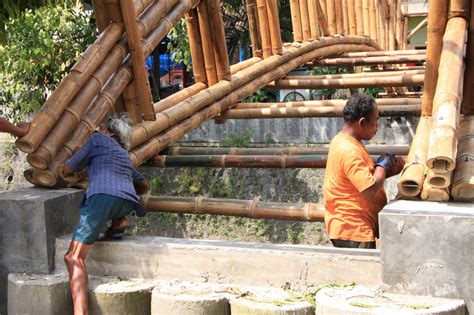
[0,2,96,121]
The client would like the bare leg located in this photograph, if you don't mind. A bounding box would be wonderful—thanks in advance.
[64,240,92,315]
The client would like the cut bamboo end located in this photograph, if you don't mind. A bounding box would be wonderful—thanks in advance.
[26,147,51,170]
[397,163,425,197]
[427,169,452,189]
[427,126,457,172]
[33,169,58,187]
[420,177,450,202]
[451,155,474,201]
[23,169,39,186]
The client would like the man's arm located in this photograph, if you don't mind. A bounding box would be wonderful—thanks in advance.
[360,167,386,199]
[0,117,30,137]
[132,169,149,195]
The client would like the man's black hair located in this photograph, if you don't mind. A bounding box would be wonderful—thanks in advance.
[343,93,376,122]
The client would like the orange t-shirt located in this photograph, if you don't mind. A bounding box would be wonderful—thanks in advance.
[323,132,387,242]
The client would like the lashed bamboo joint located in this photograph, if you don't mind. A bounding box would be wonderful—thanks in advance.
[16,0,473,207]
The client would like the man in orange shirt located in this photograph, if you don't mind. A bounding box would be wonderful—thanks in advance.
[323,93,404,249]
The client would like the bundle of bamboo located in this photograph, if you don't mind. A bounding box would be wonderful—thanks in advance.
[451,116,474,201]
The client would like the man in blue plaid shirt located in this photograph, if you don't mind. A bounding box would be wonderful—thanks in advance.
[63,114,148,314]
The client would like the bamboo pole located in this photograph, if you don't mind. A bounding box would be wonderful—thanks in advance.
[348,0,357,35]
[153,83,208,113]
[326,0,337,34]
[128,38,378,167]
[307,0,320,40]
[388,0,396,50]
[355,0,364,35]
[339,49,425,57]
[289,0,303,42]
[451,116,474,201]
[316,0,331,36]
[362,0,370,36]
[218,105,420,119]
[420,1,449,116]
[449,0,471,19]
[143,195,325,222]
[24,0,179,169]
[402,15,408,50]
[257,0,274,57]
[461,2,474,115]
[197,0,218,84]
[314,54,426,66]
[343,0,349,35]
[397,116,432,197]
[377,0,386,50]
[122,83,142,124]
[319,0,327,17]
[164,144,409,156]
[185,9,207,83]
[427,17,467,173]
[266,0,283,54]
[406,17,427,41]
[104,0,123,22]
[271,73,424,89]
[275,69,424,81]
[229,57,263,74]
[395,0,402,48]
[120,0,155,121]
[92,0,109,33]
[207,0,232,80]
[246,0,263,56]
[368,0,377,42]
[299,0,312,40]
[335,0,344,34]
[364,65,425,71]
[150,154,329,168]
[233,98,421,108]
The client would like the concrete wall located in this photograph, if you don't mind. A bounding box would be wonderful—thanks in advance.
[380,200,474,314]
[0,188,82,314]
[55,235,382,290]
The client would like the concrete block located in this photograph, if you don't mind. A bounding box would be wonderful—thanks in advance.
[315,285,466,315]
[7,273,72,315]
[0,188,82,314]
[230,298,314,315]
[55,236,381,290]
[379,200,474,314]
[151,289,229,315]
[88,277,155,315]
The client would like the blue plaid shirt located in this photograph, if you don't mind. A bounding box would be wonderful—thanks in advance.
[65,132,146,216]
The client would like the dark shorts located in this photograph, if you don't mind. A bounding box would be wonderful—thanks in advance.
[73,194,136,244]
[331,239,376,249]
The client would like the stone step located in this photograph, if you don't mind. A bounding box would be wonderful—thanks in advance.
[315,284,466,315]
[8,274,318,314]
[55,235,381,289]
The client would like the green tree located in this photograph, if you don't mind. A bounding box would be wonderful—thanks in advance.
[0,1,96,121]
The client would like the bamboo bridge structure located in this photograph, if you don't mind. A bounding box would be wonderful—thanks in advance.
[14,0,474,220]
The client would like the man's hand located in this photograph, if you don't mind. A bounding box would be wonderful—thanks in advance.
[375,152,396,172]
[134,180,149,195]
[386,156,405,178]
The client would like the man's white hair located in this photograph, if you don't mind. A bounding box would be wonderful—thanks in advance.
[104,114,132,149]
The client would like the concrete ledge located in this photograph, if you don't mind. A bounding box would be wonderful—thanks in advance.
[151,290,229,315]
[8,273,72,315]
[380,200,474,314]
[55,236,381,289]
[0,188,82,313]
[230,298,314,315]
[315,285,465,315]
